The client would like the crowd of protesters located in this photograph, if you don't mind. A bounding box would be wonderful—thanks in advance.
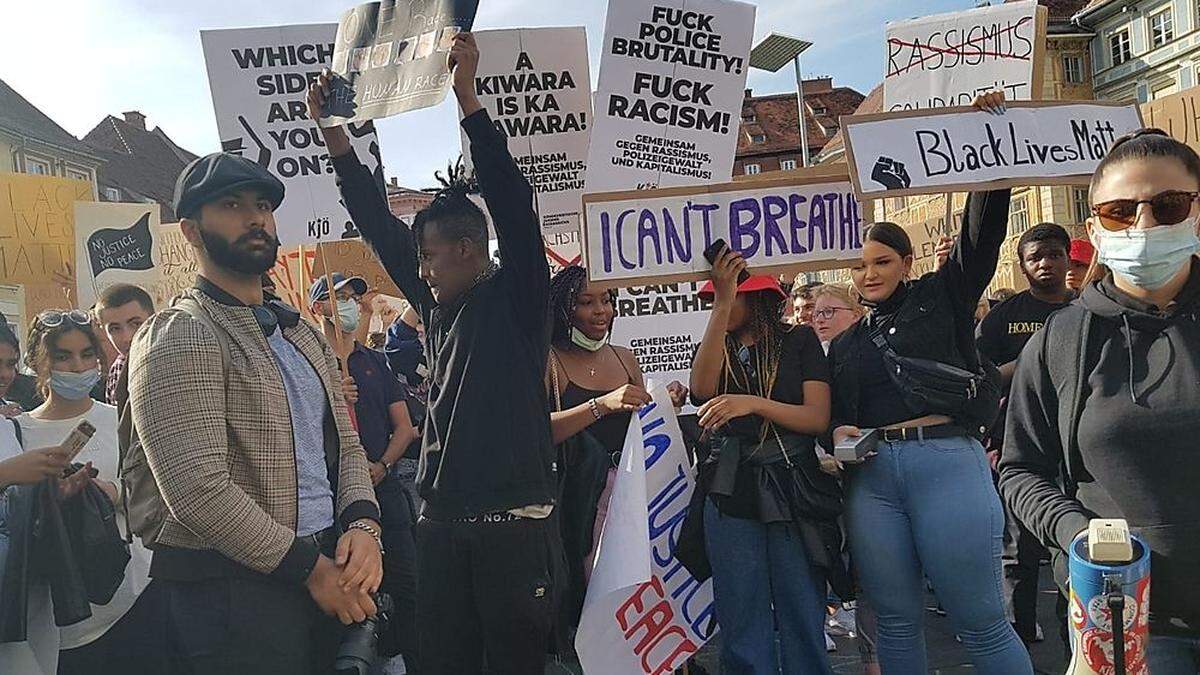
[0,32,1198,675]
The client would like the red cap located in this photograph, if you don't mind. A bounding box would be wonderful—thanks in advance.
[698,274,786,300]
[1069,239,1095,265]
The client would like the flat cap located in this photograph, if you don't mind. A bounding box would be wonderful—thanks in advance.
[174,152,285,220]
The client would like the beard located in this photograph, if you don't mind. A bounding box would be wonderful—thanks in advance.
[198,226,279,276]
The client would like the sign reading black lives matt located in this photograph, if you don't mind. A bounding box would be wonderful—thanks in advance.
[323,0,480,125]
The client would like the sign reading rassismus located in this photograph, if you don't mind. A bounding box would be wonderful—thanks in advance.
[586,0,755,192]
[842,101,1143,198]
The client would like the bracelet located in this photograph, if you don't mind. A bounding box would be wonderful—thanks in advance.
[588,398,602,420]
[348,520,384,552]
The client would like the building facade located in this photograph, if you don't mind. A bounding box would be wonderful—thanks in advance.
[0,78,103,196]
[1075,0,1200,102]
[733,78,865,178]
[84,111,199,221]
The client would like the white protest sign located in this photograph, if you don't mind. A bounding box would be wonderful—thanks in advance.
[576,385,716,674]
[611,284,711,415]
[462,28,592,233]
[884,1,1046,112]
[200,24,382,245]
[74,202,162,310]
[584,167,865,286]
[544,225,583,274]
[843,101,1144,199]
[586,0,756,192]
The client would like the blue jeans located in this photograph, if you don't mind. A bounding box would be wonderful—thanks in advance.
[846,437,1032,674]
[704,499,831,675]
[1150,635,1200,674]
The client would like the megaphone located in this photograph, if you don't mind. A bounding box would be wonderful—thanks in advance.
[1066,519,1151,675]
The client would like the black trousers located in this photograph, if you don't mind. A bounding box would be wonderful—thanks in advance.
[158,573,344,675]
[57,581,170,675]
[416,515,559,675]
[377,476,419,669]
[1002,502,1046,642]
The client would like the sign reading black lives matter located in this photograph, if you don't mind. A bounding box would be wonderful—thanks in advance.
[322,0,479,126]
[586,0,756,193]
[201,24,383,245]
[842,101,1144,199]
[461,28,592,238]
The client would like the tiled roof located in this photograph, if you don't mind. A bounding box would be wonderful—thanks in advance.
[84,115,199,221]
[816,83,883,162]
[0,78,100,159]
[735,85,865,160]
[1011,0,1091,22]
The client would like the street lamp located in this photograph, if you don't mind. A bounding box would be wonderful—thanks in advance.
[749,33,814,168]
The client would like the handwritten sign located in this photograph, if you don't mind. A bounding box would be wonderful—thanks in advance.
[74,202,161,309]
[884,1,1046,112]
[309,239,402,298]
[200,24,383,245]
[544,225,583,275]
[842,101,1144,199]
[152,224,198,306]
[902,213,961,279]
[576,386,716,674]
[269,245,318,320]
[583,166,866,286]
[1141,84,1200,155]
[0,174,93,317]
[586,0,755,193]
[463,28,592,233]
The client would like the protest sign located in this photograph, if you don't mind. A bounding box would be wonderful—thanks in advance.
[1141,84,1200,155]
[200,24,383,245]
[842,101,1144,199]
[74,203,162,309]
[583,165,866,286]
[903,213,961,278]
[884,1,1046,112]
[269,246,318,319]
[462,28,591,232]
[309,239,403,298]
[611,283,710,414]
[586,0,756,192]
[153,224,197,306]
[0,284,27,342]
[544,225,583,275]
[0,174,92,318]
[322,0,480,126]
[576,386,716,674]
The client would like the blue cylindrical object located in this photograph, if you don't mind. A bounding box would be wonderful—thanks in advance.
[1067,532,1151,675]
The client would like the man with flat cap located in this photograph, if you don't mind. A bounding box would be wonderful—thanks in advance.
[126,152,383,674]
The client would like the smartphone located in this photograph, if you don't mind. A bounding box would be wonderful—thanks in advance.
[834,428,879,463]
[61,420,97,463]
[702,238,750,284]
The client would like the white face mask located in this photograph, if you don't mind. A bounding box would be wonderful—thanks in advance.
[570,326,609,352]
[1092,218,1200,290]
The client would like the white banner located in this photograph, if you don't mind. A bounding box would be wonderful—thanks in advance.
[884,1,1044,112]
[74,202,162,310]
[200,24,382,245]
[843,102,1144,198]
[585,0,755,192]
[611,284,711,415]
[576,385,717,674]
[462,28,592,233]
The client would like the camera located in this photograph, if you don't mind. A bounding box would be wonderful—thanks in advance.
[333,592,394,674]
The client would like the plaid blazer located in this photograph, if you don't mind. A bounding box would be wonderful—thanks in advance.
[127,287,377,577]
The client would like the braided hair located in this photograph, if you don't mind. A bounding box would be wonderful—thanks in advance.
[549,265,616,345]
[412,157,487,253]
[25,312,107,397]
[720,290,790,402]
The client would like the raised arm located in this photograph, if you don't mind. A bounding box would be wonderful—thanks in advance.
[690,247,745,401]
[941,188,1011,311]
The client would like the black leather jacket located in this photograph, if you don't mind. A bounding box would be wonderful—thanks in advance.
[829,189,1011,431]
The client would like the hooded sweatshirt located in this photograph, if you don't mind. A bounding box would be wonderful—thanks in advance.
[999,258,1200,631]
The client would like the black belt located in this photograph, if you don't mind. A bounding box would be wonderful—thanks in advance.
[298,526,339,557]
[880,424,968,443]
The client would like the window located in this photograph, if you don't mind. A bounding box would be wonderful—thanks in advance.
[103,187,121,201]
[744,163,761,176]
[1072,187,1091,224]
[65,168,89,182]
[25,157,50,175]
[750,133,766,143]
[1009,196,1030,234]
[780,158,797,171]
[1110,29,1132,65]
[1063,54,1083,84]
[810,104,827,115]
[1150,7,1174,48]
[741,112,756,123]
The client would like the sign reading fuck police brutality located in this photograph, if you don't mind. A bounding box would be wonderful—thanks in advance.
[201,24,383,245]
[884,1,1046,112]
[842,101,1144,199]
[586,0,756,193]
[583,166,866,286]
[461,28,592,235]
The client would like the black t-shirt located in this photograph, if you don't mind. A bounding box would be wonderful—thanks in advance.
[976,291,1073,370]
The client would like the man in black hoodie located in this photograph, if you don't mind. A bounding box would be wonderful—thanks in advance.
[309,33,557,674]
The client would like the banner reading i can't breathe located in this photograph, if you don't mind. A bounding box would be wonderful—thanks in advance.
[586,0,755,193]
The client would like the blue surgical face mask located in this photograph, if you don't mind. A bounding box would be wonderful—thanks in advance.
[1093,218,1200,290]
[49,368,100,401]
[336,299,361,334]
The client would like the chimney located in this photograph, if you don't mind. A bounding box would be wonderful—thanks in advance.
[744,88,753,99]
[389,177,399,188]
[122,111,146,130]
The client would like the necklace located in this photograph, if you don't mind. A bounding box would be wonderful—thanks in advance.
[588,366,597,377]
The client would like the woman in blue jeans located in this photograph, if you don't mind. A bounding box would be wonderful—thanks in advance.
[828,92,1032,675]
[690,253,844,674]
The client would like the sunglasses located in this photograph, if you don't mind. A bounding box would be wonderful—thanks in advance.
[1091,190,1200,231]
[36,309,92,328]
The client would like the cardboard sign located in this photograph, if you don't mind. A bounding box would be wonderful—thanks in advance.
[74,203,162,309]
[903,213,960,278]
[0,174,93,318]
[1141,84,1200,155]
[583,166,866,286]
[200,24,383,245]
[462,28,592,233]
[585,0,756,192]
[323,0,480,125]
[153,224,198,306]
[884,1,1046,112]
[309,239,403,298]
[576,387,716,674]
[842,101,1144,199]
[269,246,318,319]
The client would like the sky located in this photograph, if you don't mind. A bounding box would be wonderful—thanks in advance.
[0,0,970,190]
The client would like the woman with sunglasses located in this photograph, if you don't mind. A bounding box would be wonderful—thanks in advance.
[1000,129,1200,673]
[16,310,161,674]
